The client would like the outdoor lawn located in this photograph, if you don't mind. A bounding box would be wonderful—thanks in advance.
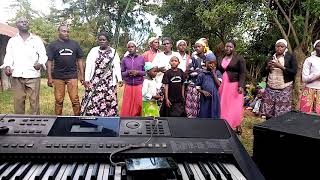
[0,79,264,155]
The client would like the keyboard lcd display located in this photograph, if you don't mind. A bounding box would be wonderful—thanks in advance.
[126,157,177,172]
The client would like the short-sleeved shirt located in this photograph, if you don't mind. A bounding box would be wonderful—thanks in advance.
[47,39,84,79]
[162,68,185,103]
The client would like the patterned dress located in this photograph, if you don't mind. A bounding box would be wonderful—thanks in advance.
[80,49,118,116]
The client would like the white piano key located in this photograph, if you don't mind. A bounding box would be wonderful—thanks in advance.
[0,163,15,179]
[192,163,206,180]
[203,163,217,180]
[102,164,110,180]
[22,164,38,180]
[223,164,246,180]
[10,163,28,180]
[41,164,55,180]
[84,164,94,180]
[61,164,73,180]
[177,164,189,180]
[114,165,121,180]
[73,164,84,180]
[188,163,201,180]
[29,164,45,180]
[2,162,21,180]
[212,163,227,180]
[96,164,105,180]
[55,164,68,180]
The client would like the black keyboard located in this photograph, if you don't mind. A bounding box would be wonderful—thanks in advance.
[0,114,265,180]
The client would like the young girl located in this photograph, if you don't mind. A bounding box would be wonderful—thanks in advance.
[196,53,222,118]
[142,62,161,117]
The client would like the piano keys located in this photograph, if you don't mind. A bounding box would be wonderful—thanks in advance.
[0,160,247,180]
[0,115,265,180]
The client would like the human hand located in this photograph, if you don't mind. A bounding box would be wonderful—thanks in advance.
[238,87,244,94]
[202,90,212,97]
[118,81,124,87]
[166,99,172,108]
[33,63,42,70]
[47,78,53,87]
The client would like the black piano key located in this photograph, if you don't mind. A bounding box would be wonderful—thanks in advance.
[207,162,221,180]
[34,162,50,180]
[183,162,194,180]
[121,167,127,180]
[91,163,99,180]
[0,163,10,175]
[2,162,21,180]
[197,162,210,180]
[79,163,89,180]
[15,162,33,180]
[174,166,183,180]
[216,162,232,180]
[48,163,62,180]
[108,165,115,180]
[67,162,78,180]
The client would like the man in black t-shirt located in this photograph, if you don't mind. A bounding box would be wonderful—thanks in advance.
[46,24,84,115]
[161,56,186,117]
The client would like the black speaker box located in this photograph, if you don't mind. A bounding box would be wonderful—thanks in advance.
[253,111,320,180]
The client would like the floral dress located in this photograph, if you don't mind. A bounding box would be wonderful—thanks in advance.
[80,49,118,116]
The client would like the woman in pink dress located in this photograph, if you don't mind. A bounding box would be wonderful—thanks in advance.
[217,40,246,134]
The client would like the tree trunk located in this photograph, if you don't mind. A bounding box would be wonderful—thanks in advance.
[293,46,307,110]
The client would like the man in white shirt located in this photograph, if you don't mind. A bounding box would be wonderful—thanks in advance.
[0,17,47,114]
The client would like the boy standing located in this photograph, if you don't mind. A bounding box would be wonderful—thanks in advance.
[161,56,186,117]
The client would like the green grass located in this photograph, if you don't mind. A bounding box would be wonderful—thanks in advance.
[0,79,263,155]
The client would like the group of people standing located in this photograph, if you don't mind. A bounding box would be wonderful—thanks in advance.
[2,17,320,135]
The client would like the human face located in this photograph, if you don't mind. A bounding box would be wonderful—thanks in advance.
[16,17,29,33]
[127,42,136,55]
[275,42,286,55]
[169,56,180,68]
[206,60,216,70]
[58,25,70,41]
[98,35,108,49]
[177,42,187,52]
[151,39,160,50]
[148,68,157,78]
[162,40,172,53]
[225,42,235,56]
[194,43,204,54]
[315,42,320,57]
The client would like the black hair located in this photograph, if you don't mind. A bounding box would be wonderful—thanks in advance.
[226,40,236,47]
[57,23,68,31]
[97,32,110,41]
[162,37,173,44]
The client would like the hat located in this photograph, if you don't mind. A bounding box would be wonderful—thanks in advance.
[127,41,137,47]
[195,39,206,47]
[176,40,187,47]
[204,52,216,63]
[313,40,320,48]
[144,62,154,71]
[148,37,158,45]
[275,39,288,47]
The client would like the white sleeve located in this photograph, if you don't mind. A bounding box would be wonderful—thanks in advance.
[36,37,48,68]
[302,58,319,83]
[0,38,14,69]
[113,51,122,82]
[142,80,152,100]
[85,48,96,81]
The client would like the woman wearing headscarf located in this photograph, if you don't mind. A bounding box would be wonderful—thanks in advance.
[185,39,216,118]
[143,37,161,63]
[260,39,297,119]
[120,41,145,116]
[176,39,191,72]
[300,40,320,114]
[80,32,123,116]
[218,40,246,134]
